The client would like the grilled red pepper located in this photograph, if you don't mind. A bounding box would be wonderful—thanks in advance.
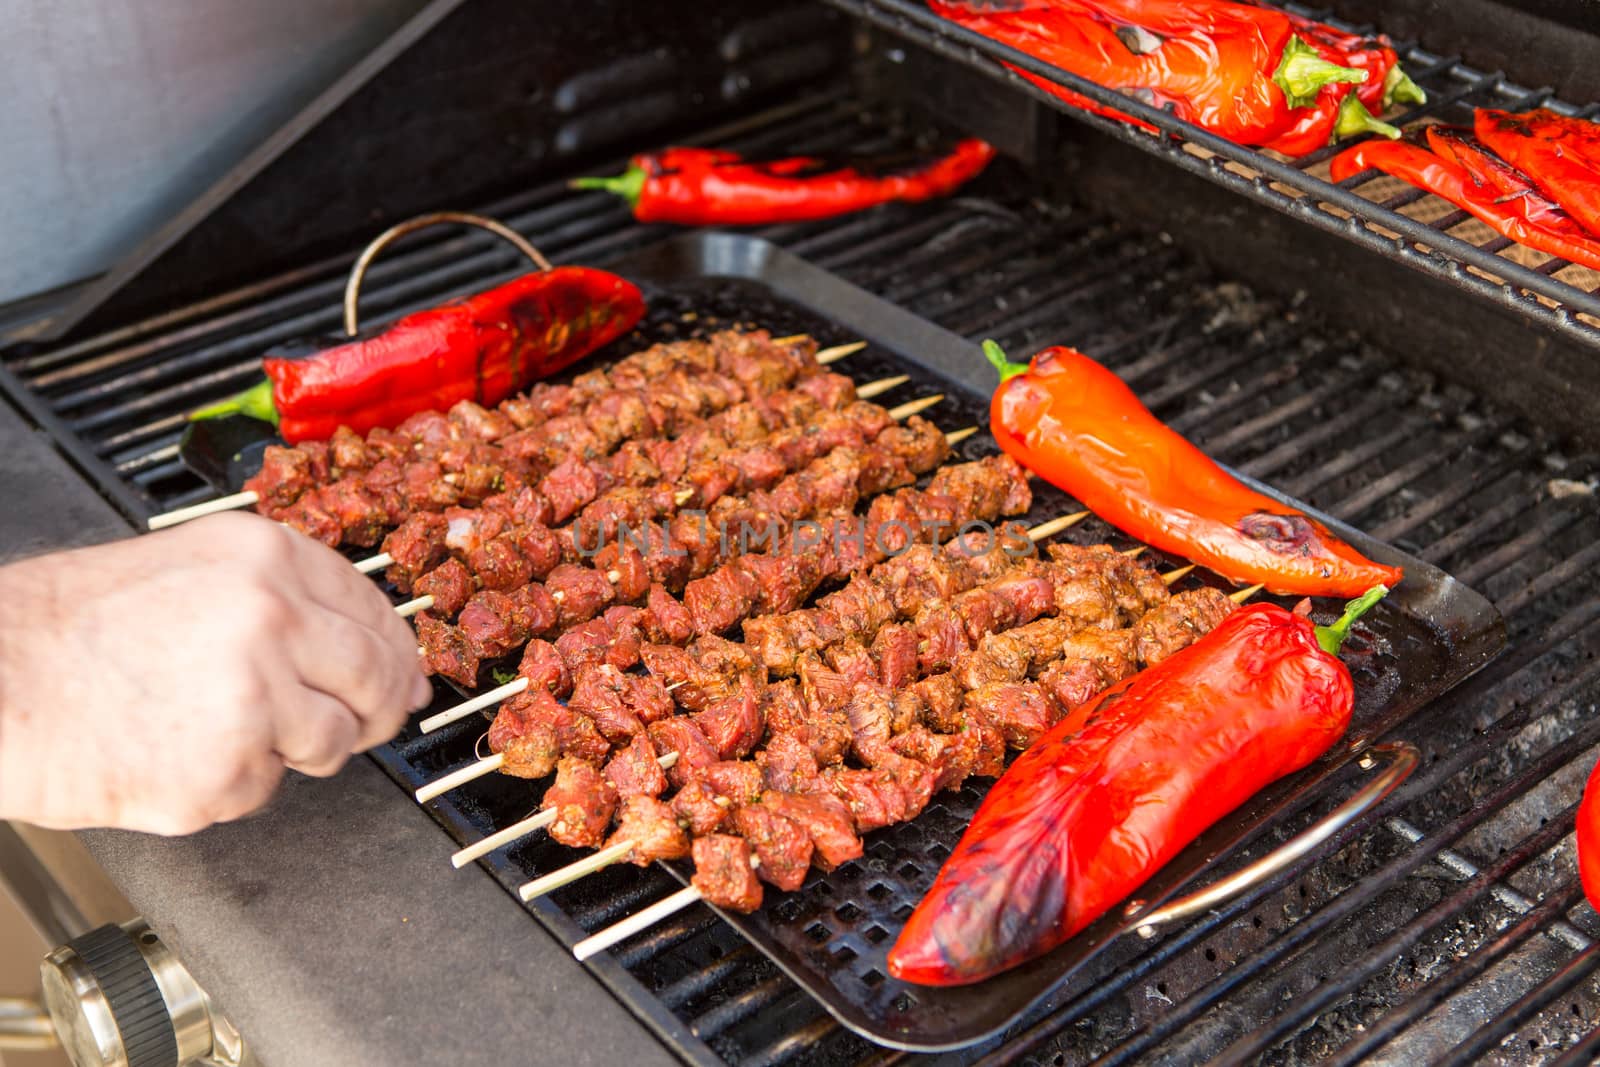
[1475,108,1600,238]
[191,267,645,443]
[928,0,1370,147]
[1260,17,1420,156]
[1578,758,1600,912]
[888,586,1385,986]
[983,341,1403,597]
[1330,132,1600,273]
[571,140,997,226]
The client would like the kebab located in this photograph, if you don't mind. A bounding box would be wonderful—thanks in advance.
[379,374,923,608]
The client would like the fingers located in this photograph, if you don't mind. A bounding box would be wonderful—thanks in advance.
[270,687,362,777]
[281,604,419,752]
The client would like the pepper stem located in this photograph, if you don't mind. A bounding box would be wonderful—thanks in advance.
[1315,584,1389,655]
[569,164,646,208]
[1382,64,1428,108]
[188,378,279,427]
[1274,35,1368,109]
[982,340,1030,383]
[1333,93,1402,143]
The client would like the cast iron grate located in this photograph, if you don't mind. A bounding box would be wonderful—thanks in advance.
[6,98,1600,1064]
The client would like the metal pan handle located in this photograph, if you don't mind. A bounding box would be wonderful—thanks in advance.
[342,211,553,336]
[1128,740,1419,938]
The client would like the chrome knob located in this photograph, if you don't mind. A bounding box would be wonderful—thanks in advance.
[39,919,213,1067]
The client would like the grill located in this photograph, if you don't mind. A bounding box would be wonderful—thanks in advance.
[8,4,1600,1065]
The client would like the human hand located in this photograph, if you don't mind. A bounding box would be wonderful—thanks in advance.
[0,513,430,835]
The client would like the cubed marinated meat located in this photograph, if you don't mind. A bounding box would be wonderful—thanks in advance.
[696,761,765,806]
[821,767,912,833]
[327,425,372,472]
[726,446,788,490]
[909,674,965,734]
[622,674,674,725]
[511,583,560,638]
[516,640,572,698]
[546,564,615,628]
[569,665,645,744]
[683,564,762,636]
[1048,569,1123,632]
[966,682,1060,749]
[691,679,764,760]
[396,410,459,449]
[692,635,764,685]
[733,806,813,892]
[795,371,856,411]
[954,630,1034,691]
[486,486,553,528]
[797,657,853,720]
[459,591,531,661]
[642,584,693,644]
[316,481,388,546]
[448,399,515,441]
[760,680,851,767]
[513,523,564,579]
[468,538,534,593]
[913,605,968,674]
[671,781,731,836]
[640,644,722,712]
[607,797,690,865]
[592,541,650,601]
[602,606,646,669]
[843,683,896,763]
[877,415,951,472]
[554,617,620,676]
[648,719,719,789]
[891,725,979,793]
[756,732,822,794]
[542,757,618,849]
[489,691,608,779]
[443,507,507,556]
[876,546,972,616]
[761,792,863,870]
[399,460,460,513]
[383,513,450,590]
[360,459,405,521]
[604,440,661,488]
[603,734,669,799]
[417,614,478,687]
[415,558,474,619]
[245,445,314,508]
[1135,587,1236,665]
[691,835,763,913]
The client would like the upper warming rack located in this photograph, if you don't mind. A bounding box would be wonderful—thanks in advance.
[823,0,1600,345]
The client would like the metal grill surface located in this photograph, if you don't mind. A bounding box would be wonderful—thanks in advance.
[6,101,1600,1064]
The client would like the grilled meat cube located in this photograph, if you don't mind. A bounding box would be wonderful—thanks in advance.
[591,540,650,601]
[875,546,972,617]
[383,513,449,590]
[891,724,980,793]
[743,608,839,677]
[672,781,732,836]
[457,461,502,504]
[726,446,787,491]
[316,481,388,546]
[360,459,405,522]
[756,732,823,794]
[459,590,532,661]
[516,640,572,699]
[733,806,813,892]
[581,485,677,544]
[1036,629,1139,710]
[443,507,507,556]
[395,410,458,449]
[607,797,690,865]
[761,792,863,871]
[603,734,669,799]
[554,617,620,676]
[546,564,615,628]
[1135,587,1237,664]
[913,604,968,674]
[878,415,951,471]
[697,760,766,806]
[400,460,460,513]
[825,640,877,687]
[794,371,857,411]
[691,835,763,913]
[691,677,764,760]
[822,767,912,833]
[641,644,721,711]
[328,425,371,473]
[680,458,740,510]
[954,629,1034,691]
[511,522,563,580]
[869,751,937,821]
[500,394,545,430]
[543,757,618,849]
[743,552,827,615]
[245,445,315,508]
[858,450,916,497]
[417,613,478,687]
[932,454,1032,517]
[761,679,851,767]
[648,719,720,789]
[817,577,895,645]
[693,635,764,684]
[448,399,515,441]
[910,674,965,734]
[416,558,474,619]
[569,665,646,744]
[490,691,608,779]
[641,584,693,645]
[486,485,554,529]
[604,440,661,488]
[966,682,1060,749]
[684,562,762,636]
[950,587,1012,645]
[468,538,534,593]
[603,606,647,667]
[798,657,854,722]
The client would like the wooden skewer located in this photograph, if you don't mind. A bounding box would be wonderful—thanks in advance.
[147,491,259,529]
[520,841,637,901]
[885,394,943,421]
[1230,583,1265,603]
[944,426,979,446]
[1122,546,1147,559]
[855,374,908,400]
[816,341,867,365]
[356,553,395,575]
[1162,564,1197,586]
[394,594,435,618]
[769,334,808,345]
[416,754,503,803]
[1027,511,1091,541]
[575,886,704,960]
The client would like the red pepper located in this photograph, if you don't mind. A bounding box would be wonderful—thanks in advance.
[1330,134,1600,273]
[983,341,1403,597]
[928,0,1370,146]
[1259,17,1418,156]
[1578,758,1600,912]
[1475,108,1600,238]
[191,267,645,443]
[888,586,1385,986]
[571,140,997,226]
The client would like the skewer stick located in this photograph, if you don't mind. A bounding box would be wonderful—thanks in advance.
[356,552,394,575]
[816,341,867,365]
[1121,546,1147,559]
[855,374,908,400]
[146,491,260,530]
[394,594,435,618]
[769,334,809,345]
[416,754,504,803]
[1230,583,1265,603]
[886,394,944,421]
[420,677,530,733]
[1027,511,1091,541]
[575,885,703,960]
[521,841,637,901]
[944,426,979,446]
[1162,564,1197,586]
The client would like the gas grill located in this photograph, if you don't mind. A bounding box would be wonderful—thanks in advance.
[6,1,1600,1064]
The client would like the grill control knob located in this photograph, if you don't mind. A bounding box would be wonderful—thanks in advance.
[39,919,213,1067]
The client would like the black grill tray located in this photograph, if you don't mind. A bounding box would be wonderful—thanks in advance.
[197,233,1507,1052]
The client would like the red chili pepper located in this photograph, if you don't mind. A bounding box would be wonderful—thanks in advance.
[982,341,1403,597]
[928,0,1370,146]
[190,267,645,443]
[1259,17,1419,156]
[570,140,997,226]
[888,586,1385,986]
[1578,758,1600,912]
[1329,134,1600,273]
[1475,108,1600,238]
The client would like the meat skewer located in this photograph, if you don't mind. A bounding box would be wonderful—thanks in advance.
[569,585,1267,959]
[146,332,864,531]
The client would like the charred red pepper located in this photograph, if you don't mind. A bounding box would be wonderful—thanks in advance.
[1259,17,1422,156]
[983,340,1404,597]
[888,586,1385,986]
[1475,108,1600,238]
[191,268,645,443]
[1578,758,1600,912]
[928,0,1371,148]
[571,140,997,226]
[1330,131,1600,273]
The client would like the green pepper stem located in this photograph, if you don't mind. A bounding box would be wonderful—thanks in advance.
[1274,35,1368,109]
[982,339,1030,383]
[1333,93,1402,143]
[569,164,646,208]
[1382,64,1427,108]
[188,377,279,427]
[1315,584,1389,655]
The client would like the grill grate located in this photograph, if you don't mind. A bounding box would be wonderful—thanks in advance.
[7,98,1600,1064]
